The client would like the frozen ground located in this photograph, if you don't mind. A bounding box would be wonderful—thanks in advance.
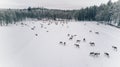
[0,20,120,67]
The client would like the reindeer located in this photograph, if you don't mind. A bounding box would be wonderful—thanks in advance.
[89,42,95,46]
[21,23,24,25]
[67,34,70,37]
[95,32,99,34]
[48,23,51,25]
[76,40,81,43]
[59,41,63,44]
[89,30,92,32]
[55,22,58,25]
[63,42,66,46]
[31,28,34,30]
[104,52,110,58]
[90,52,94,54]
[73,35,77,37]
[44,27,47,29]
[94,53,100,57]
[41,25,43,28]
[83,38,86,42]
[59,41,66,46]
[74,44,80,48]
[35,34,38,36]
[31,26,36,30]
[90,52,95,56]
[24,24,28,26]
[89,52,100,57]
[69,37,73,40]
[112,46,117,51]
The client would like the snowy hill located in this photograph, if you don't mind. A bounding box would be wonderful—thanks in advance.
[0,20,120,67]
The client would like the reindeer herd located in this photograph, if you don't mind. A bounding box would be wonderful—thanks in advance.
[59,33,96,48]
[19,20,68,37]
[58,23,118,59]
[19,20,118,59]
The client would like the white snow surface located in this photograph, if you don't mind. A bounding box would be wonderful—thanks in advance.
[0,20,120,67]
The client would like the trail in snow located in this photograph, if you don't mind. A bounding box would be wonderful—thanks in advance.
[0,20,120,67]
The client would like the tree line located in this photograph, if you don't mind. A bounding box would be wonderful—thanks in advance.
[0,0,120,27]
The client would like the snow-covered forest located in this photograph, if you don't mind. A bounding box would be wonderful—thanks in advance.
[0,0,120,27]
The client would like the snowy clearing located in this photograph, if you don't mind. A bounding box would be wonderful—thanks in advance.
[0,20,120,67]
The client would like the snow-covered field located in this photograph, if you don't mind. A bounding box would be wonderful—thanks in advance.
[0,20,120,67]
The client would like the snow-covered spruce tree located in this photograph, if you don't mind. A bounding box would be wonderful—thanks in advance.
[95,0,113,24]
[111,0,120,26]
